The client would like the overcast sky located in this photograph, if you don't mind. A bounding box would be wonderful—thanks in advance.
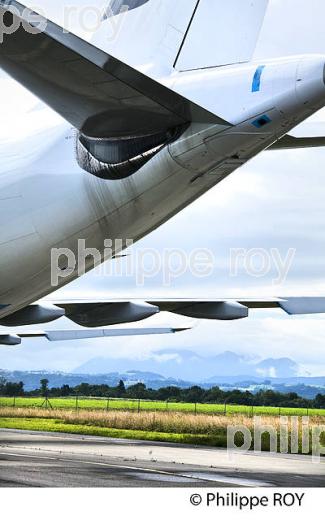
[1,0,325,375]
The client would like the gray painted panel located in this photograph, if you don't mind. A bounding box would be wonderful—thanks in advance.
[0,1,228,138]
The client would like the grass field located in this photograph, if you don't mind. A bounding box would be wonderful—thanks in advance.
[0,406,324,454]
[0,417,211,446]
[0,396,324,416]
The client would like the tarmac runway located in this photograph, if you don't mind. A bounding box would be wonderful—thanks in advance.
[0,428,324,487]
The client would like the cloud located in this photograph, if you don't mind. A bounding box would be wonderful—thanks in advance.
[256,367,277,378]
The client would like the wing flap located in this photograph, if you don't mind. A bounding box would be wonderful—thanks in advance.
[269,135,325,150]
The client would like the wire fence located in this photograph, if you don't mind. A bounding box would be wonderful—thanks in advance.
[0,395,324,417]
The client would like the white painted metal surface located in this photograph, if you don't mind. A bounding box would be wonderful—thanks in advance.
[0,1,325,333]
[0,54,325,317]
[175,0,269,71]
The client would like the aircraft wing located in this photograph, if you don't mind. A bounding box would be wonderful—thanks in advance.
[0,325,190,346]
[1,297,324,344]
[268,135,325,150]
[148,297,325,315]
[0,1,229,139]
[47,296,325,326]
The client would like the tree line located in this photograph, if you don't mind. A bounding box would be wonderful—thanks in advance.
[0,376,324,409]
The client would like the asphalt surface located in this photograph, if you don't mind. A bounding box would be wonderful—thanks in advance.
[0,429,324,487]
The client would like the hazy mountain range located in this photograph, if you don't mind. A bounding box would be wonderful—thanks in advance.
[74,349,304,380]
[1,351,324,398]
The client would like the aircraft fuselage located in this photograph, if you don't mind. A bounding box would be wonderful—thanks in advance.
[0,55,325,318]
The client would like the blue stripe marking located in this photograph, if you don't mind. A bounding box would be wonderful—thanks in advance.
[252,65,265,92]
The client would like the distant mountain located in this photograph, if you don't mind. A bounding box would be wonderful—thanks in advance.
[0,369,193,392]
[74,349,301,380]
[1,349,323,399]
[255,357,299,378]
[0,368,324,398]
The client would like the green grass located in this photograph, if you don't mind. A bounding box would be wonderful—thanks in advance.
[0,417,221,447]
[1,416,323,454]
[1,396,324,416]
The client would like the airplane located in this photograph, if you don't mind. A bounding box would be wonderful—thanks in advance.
[1,0,325,346]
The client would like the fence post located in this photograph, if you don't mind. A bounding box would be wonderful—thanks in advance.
[224,401,227,415]
[106,398,110,411]
[13,396,16,408]
[75,394,79,412]
[194,402,197,415]
[137,399,141,414]
[279,407,281,416]
[166,400,169,412]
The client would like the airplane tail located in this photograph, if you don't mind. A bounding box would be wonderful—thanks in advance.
[91,0,269,76]
[90,0,200,76]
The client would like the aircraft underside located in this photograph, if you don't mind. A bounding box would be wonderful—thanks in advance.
[0,0,325,343]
